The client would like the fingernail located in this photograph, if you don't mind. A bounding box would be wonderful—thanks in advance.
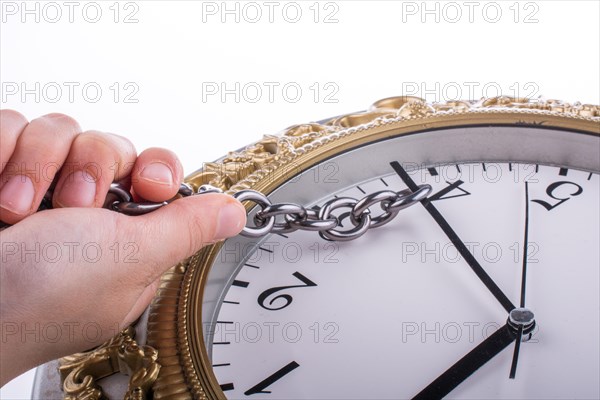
[140,162,173,185]
[0,175,35,215]
[58,170,97,207]
[215,201,246,240]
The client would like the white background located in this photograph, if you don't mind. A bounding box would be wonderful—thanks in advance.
[1,0,599,398]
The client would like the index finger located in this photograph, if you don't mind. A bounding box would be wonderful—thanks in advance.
[0,110,28,175]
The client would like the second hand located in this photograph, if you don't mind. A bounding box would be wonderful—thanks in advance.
[509,180,535,379]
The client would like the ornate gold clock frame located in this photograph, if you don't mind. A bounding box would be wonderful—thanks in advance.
[57,96,600,400]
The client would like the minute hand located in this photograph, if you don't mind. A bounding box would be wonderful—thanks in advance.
[391,162,515,313]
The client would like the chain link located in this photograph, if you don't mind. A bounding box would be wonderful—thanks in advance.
[1,181,432,241]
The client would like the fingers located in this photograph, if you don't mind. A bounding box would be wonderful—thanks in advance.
[0,113,80,224]
[0,110,28,175]
[52,131,137,208]
[0,110,185,225]
[122,194,246,284]
[130,147,184,202]
[53,142,184,207]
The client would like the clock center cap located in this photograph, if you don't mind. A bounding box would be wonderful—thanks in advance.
[508,307,536,338]
[509,307,535,325]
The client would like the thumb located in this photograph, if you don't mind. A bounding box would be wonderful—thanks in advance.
[126,193,246,282]
[116,193,246,326]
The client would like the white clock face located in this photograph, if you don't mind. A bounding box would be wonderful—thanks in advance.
[201,127,600,399]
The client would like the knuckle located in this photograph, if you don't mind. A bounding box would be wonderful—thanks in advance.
[27,114,80,147]
[0,109,28,129]
[74,131,116,160]
[76,131,137,176]
[110,133,136,157]
[41,113,81,133]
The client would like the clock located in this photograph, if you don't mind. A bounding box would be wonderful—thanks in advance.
[53,96,599,400]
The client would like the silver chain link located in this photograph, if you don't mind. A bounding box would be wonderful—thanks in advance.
[2,182,432,241]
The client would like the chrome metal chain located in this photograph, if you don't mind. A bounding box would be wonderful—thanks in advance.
[105,182,432,242]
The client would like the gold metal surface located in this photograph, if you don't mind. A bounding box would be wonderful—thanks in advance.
[58,326,160,400]
[60,96,600,400]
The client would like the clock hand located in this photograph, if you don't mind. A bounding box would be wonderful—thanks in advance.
[244,361,300,395]
[390,161,516,313]
[508,325,524,379]
[413,323,518,399]
[509,181,535,379]
[517,182,531,310]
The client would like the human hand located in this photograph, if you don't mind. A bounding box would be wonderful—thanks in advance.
[0,110,246,386]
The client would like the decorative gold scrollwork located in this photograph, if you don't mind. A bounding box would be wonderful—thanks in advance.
[185,95,599,194]
[58,326,160,400]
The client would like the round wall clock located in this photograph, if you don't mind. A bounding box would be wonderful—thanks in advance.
[47,96,599,400]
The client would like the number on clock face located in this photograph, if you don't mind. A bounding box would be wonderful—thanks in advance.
[209,162,599,399]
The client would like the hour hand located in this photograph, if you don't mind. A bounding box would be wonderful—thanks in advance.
[244,361,300,396]
[413,324,518,399]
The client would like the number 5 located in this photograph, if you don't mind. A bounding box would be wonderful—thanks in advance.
[532,181,583,211]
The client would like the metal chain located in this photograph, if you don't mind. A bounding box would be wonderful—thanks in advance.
[1,182,432,241]
[108,182,431,241]
[229,184,432,241]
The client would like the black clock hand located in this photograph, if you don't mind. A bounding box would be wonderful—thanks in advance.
[244,361,300,395]
[509,181,531,379]
[508,325,524,379]
[413,323,518,399]
[517,182,531,309]
[391,161,516,313]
